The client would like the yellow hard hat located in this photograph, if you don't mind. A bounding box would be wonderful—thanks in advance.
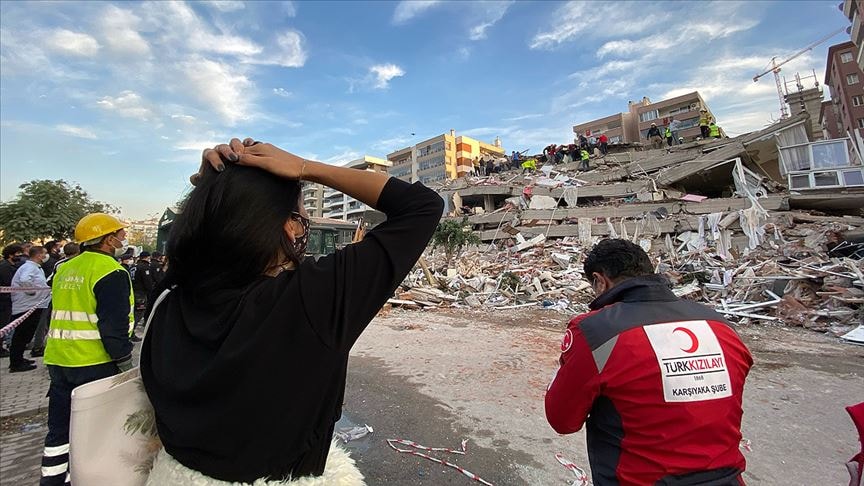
[74,213,126,243]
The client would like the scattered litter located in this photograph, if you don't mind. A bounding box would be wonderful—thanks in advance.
[739,438,753,452]
[555,454,589,486]
[335,424,373,443]
[841,325,864,346]
[387,438,494,486]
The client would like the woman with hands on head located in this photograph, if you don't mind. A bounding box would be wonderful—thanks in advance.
[141,138,444,485]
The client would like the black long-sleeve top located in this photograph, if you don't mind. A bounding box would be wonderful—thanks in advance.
[141,178,444,482]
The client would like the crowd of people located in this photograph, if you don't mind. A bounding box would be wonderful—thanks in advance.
[0,239,165,370]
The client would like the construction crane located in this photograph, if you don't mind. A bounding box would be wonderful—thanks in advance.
[753,27,847,119]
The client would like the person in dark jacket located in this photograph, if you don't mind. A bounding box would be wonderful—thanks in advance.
[546,239,753,485]
[0,243,26,358]
[132,252,155,325]
[42,241,61,279]
[141,138,443,485]
[150,251,165,284]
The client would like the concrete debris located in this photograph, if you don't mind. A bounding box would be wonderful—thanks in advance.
[390,113,864,338]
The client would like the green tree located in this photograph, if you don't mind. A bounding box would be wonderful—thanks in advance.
[0,180,116,244]
[431,217,481,267]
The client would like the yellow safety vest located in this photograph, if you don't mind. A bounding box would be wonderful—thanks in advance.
[522,158,536,169]
[580,150,590,161]
[44,251,134,367]
[709,125,720,137]
[665,127,672,137]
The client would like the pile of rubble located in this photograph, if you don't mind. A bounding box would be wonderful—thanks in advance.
[386,113,864,339]
[388,215,862,337]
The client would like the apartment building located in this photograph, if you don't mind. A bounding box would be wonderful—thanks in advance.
[303,183,325,218]
[323,155,391,221]
[824,41,864,143]
[387,130,504,184]
[573,92,715,144]
[842,0,864,71]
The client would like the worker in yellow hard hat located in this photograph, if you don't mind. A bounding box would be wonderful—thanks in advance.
[39,212,135,486]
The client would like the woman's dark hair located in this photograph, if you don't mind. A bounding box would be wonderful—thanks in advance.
[583,238,654,281]
[167,163,302,299]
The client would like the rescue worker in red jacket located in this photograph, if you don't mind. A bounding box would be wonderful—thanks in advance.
[546,239,753,485]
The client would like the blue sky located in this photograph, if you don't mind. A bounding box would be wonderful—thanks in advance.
[0,0,851,219]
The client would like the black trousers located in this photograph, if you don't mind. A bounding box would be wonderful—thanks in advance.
[32,301,52,351]
[9,308,42,366]
[41,363,119,486]
[701,125,710,139]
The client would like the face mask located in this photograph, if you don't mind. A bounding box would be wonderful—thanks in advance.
[112,236,130,258]
[291,213,310,258]
[14,255,27,265]
[41,254,50,264]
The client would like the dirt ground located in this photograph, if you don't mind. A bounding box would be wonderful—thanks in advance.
[344,307,864,485]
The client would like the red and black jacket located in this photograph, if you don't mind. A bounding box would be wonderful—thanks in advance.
[546,275,753,485]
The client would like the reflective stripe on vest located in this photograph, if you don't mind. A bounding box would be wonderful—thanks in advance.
[47,329,102,340]
[44,251,134,367]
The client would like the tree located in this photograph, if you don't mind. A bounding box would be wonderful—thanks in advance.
[0,180,116,244]
[431,218,481,267]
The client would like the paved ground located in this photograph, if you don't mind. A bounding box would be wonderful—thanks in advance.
[1,309,862,485]
[0,356,49,419]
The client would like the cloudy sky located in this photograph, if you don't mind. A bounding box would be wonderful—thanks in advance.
[0,0,851,219]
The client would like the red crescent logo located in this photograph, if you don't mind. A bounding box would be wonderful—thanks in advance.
[673,327,699,353]
[561,329,573,353]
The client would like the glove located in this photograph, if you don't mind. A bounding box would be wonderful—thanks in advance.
[116,357,134,373]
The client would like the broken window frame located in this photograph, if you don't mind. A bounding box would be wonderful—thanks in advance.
[786,167,864,190]
[778,138,852,175]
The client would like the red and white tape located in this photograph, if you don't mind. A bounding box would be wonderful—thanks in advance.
[386,438,494,486]
[555,454,589,486]
[0,295,51,338]
[0,286,51,293]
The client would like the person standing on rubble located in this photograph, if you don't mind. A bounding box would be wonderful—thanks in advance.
[664,123,674,147]
[521,156,536,174]
[699,109,712,139]
[669,116,682,145]
[646,123,664,149]
[578,147,591,171]
[140,138,443,484]
[598,133,609,156]
[546,239,753,485]
[710,121,722,139]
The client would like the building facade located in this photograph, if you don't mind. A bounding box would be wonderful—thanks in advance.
[303,183,325,218]
[323,155,391,221]
[825,41,864,143]
[573,92,715,144]
[842,0,864,71]
[387,130,504,184]
[820,100,844,140]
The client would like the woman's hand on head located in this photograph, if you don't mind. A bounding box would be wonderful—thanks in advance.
[190,138,305,185]
[190,138,246,186]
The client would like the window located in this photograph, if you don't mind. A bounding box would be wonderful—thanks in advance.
[843,169,864,186]
[855,95,864,107]
[812,141,848,169]
[841,51,854,63]
[859,118,864,128]
[848,73,859,85]
[639,109,659,122]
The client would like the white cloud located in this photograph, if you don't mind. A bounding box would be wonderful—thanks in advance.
[44,29,101,57]
[150,2,262,56]
[100,5,150,55]
[171,114,197,123]
[203,1,245,12]
[392,0,441,24]
[468,1,513,41]
[273,87,292,98]
[530,2,666,50]
[371,135,412,151]
[597,20,758,59]
[457,46,471,61]
[369,64,405,89]
[282,1,297,17]
[504,113,543,121]
[246,31,307,68]
[322,149,361,165]
[96,91,155,121]
[180,57,253,126]
[56,124,98,139]
[174,139,222,151]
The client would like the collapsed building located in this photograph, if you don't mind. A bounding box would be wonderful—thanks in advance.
[397,113,864,339]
